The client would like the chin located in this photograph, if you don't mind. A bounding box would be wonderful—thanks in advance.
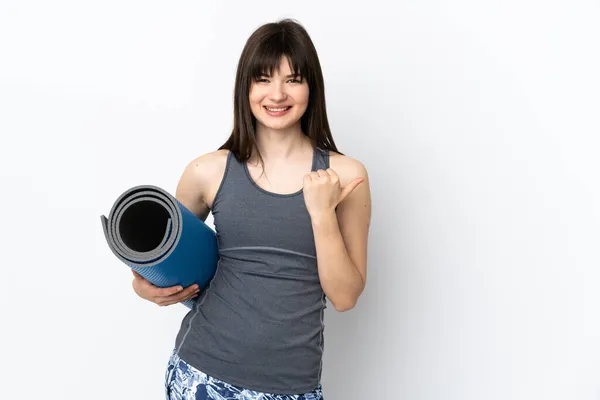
[265,121,296,130]
[257,116,301,131]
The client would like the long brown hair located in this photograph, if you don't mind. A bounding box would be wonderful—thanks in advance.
[218,18,342,167]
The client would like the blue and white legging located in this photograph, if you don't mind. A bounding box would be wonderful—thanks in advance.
[165,349,324,400]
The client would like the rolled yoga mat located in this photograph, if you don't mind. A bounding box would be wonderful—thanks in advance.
[100,185,219,309]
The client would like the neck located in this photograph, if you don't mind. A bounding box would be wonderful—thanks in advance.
[252,122,311,162]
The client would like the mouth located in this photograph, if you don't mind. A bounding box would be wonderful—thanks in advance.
[263,105,292,116]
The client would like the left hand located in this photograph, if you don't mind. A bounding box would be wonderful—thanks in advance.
[303,168,364,219]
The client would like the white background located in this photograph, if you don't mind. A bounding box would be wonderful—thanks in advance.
[1,1,599,399]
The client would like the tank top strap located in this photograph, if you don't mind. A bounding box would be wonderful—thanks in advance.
[220,150,246,183]
[312,147,330,171]
[211,150,246,210]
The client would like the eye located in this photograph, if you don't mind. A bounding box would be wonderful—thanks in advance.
[287,78,302,83]
[256,78,269,83]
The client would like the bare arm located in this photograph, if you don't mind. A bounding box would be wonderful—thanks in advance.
[132,150,228,306]
[311,157,371,312]
[174,157,212,222]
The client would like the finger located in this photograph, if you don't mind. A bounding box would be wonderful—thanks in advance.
[325,168,338,178]
[326,168,339,182]
[156,285,200,306]
[158,292,200,307]
[161,283,198,300]
[157,292,198,307]
[180,290,201,303]
[155,284,186,298]
[340,178,365,203]
[316,169,328,178]
[303,173,313,184]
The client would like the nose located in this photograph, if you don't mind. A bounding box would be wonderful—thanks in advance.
[268,82,287,102]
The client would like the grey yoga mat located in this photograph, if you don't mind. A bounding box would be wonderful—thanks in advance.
[101,185,219,309]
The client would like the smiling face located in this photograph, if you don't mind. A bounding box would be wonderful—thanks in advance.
[249,55,310,132]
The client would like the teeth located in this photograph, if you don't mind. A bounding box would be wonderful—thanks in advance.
[265,106,290,112]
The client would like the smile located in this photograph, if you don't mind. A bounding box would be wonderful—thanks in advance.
[264,106,291,112]
[263,106,292,116]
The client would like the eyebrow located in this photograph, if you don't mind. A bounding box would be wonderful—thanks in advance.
[259,73,301,78]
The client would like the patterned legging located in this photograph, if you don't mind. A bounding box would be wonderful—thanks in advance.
[165,349,324,400]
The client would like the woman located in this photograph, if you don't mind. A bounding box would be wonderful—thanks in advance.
[132,19,371,399]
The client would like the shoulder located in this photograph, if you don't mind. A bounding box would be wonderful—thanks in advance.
[181,149,230,184]
[177,149,230,207]
[328,151,369,185]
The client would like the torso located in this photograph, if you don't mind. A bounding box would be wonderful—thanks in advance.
[174,145,336,393]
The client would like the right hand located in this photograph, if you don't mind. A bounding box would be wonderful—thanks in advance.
[131,270,201,307]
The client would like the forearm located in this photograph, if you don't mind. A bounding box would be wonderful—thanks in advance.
[311,210,365,311]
